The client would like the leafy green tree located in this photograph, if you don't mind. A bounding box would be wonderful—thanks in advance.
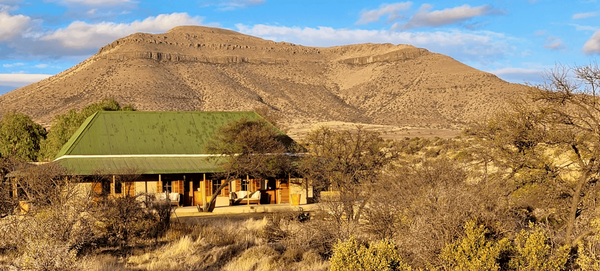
[40,99,134,161]
[0,112,46,161]
[204,118,294,212]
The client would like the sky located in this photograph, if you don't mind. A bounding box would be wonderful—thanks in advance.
[0,0,599,94]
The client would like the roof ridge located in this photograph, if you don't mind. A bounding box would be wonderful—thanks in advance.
[54,112,101,160]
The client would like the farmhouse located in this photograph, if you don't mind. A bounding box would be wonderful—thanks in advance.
[52,111,311,207]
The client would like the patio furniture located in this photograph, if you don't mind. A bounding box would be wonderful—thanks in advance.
[158,192,181,206]
[229,191,261,205]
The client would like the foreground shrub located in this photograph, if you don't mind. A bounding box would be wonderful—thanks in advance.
[90,195,173,247]
[441,220,509,271]
[575,218,600,271]
[12,203,95,270]
[329,236,411,271]
[20,236,77,271]
[508,224,569,270]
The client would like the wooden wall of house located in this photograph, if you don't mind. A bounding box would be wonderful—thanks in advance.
[232,179,261,192]
[289,179,312,204]
[172,180,184,194]
[89,180,134,198]
[278,179,289,204]
[92,182,102,195]
[251,180,260,192]
[135,181,157,195]
[221,181,229,196]
[205,179,211,196]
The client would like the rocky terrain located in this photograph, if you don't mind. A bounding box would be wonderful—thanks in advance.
[0,26,528,138]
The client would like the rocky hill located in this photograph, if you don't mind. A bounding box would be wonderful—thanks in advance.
[0,26,527,138]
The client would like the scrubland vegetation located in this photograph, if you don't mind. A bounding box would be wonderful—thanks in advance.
[2,63,600,270]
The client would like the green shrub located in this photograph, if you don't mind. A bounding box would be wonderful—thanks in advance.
[329,236,411,271]
[508,224,569,271]
[441,220,509,271]
[576,218,600,271]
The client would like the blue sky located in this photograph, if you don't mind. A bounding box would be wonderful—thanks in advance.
[0,0,599,94]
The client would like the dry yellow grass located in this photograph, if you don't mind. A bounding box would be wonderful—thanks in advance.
[126,218,269,270]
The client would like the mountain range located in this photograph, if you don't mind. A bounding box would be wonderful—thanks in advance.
[0,26,527,139]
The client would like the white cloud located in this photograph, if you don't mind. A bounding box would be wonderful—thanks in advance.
[0,0,22,4]
[0,10,32,42]
[544,36,567,50]
[41,12,204,50]
[488,67,544,83]
[569,23,599,31]
[393,4,504,30]
[534,30,547,36]
[2,62,24,67]
[583,29,600,55]
[201,0,265,10]
[573,12,599,19]
[356,2,412,25]
[235,24,513,65]
[0,73,51,87]
[35,64,49,68]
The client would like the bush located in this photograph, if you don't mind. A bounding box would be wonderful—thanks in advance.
[441,220,509,271]
[13,205,95,270]
[90,195,173,247]
[508,224,569,270]
[575,218,600,271]
[329,236,411,271]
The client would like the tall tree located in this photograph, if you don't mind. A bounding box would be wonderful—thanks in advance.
[203,118,293,212]
[299,127,398,222]
[469,63,600,247]
[0,112,46,162]
[40,98,134,161]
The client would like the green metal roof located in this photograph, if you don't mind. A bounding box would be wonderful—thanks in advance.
[57,156,226,175]
[54,111,288,175]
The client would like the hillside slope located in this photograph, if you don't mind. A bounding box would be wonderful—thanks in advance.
[0,26,526,135]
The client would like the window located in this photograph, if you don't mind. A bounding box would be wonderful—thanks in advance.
[266,178,276,190]
[102,181,110,195]
[115,181,122,194]
[241,179,248,191]
[212,179,221,195]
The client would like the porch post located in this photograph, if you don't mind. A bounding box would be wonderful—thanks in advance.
[202,173,206,207]
[276,179,280,204]
[188,176,193,207]
[112,175,116,197]
[247,175,250,206]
